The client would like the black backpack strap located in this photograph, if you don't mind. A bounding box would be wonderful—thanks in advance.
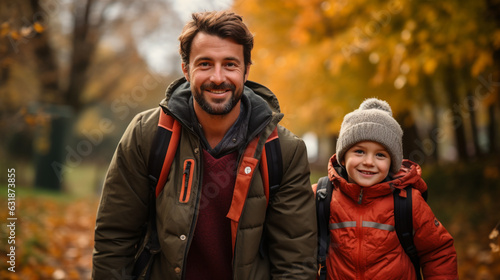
[132,181,161,280]
[316,176,333,280]
[422,190,428,202]
[264,128,283,198]
[394,185,422,280]
[133,109,180,279]
[258,127,282,257]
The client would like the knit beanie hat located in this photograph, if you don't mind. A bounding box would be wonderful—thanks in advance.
[336,98,403,173]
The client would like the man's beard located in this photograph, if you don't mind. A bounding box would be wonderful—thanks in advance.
[194,82,242,115]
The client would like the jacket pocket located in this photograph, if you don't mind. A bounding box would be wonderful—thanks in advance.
[179,159,195,203]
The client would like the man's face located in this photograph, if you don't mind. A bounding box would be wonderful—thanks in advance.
[182,32,250,116]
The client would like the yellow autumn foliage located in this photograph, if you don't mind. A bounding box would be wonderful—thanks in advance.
[234,0,499,136]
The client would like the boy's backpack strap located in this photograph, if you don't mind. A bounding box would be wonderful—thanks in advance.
[316,176,333,280]
[394,185,422,280]
[132,109,181,279]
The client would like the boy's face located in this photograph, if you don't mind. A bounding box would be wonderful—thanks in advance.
[342,141,391,187]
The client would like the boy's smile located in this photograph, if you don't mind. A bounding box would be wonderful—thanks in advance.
[342,141,391,187]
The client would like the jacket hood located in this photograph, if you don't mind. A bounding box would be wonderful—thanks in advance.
[327,154,427,204]
[159,77,284,136]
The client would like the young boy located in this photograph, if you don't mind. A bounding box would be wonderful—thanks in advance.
[314,98,458,279]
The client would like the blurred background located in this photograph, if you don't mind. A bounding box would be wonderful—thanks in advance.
[1,0,499,279]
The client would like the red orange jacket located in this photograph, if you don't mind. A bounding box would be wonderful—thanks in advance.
[314,154,458,280]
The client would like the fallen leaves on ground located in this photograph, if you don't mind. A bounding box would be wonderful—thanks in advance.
[0,193,99,280]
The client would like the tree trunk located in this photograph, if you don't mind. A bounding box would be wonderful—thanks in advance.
[488,104,497,154]
[467,90,482,157]
[487,0,500,156]
[459,65,482,158]
[29,1,61,104]
[422,74,440,162]
[489,49,500,154]
[29,0,100,190]
[400,111,423,165]
[28,0,66,190]
[444,64,469,161]
[64,0,98,113]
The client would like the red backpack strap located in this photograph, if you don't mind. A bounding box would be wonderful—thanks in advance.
[148,109,181,197]
[226,134,261,254]
[136,109,181,277]
[260,149,270,205]
[259,127,281,205]
[227,127,282,255]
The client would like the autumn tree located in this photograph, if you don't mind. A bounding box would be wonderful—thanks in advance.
[234,0,500,164]
[0,0,178,190]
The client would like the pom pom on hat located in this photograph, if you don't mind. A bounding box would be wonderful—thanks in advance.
[359,98,392,115]
[336,98,403,173]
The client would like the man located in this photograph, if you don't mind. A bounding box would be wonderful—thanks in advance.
[92,11,317,280]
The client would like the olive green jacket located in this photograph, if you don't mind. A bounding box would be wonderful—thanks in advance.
[92,78,317,279]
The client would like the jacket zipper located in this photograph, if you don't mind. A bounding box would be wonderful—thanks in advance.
[179,159,195,203]
[181,148,203,279]
[358,188,363,204]
[183,162,190,201]
[357,188,365,279]
[357,213,365,280]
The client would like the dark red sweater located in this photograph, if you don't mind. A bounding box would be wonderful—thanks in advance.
[185,150,238,280]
